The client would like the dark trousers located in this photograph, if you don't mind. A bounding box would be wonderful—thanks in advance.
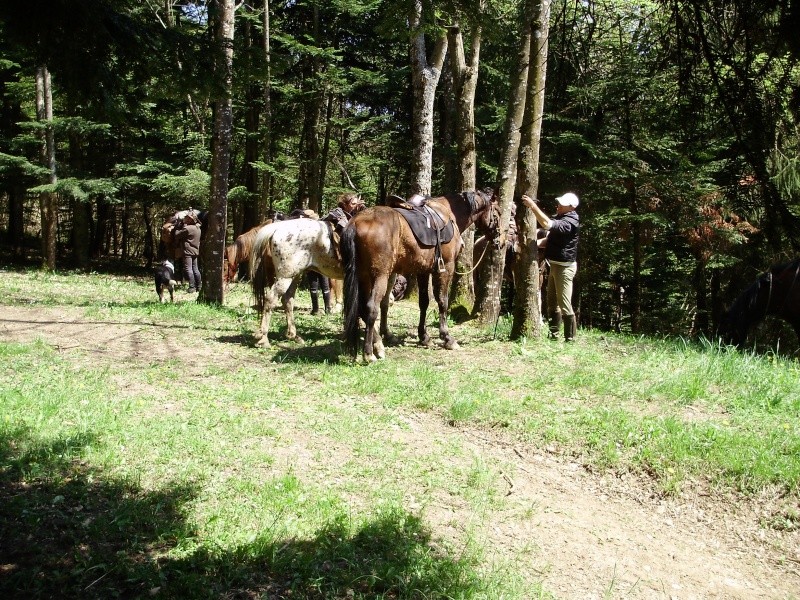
[183,255,201,291]
[308,271,330,295]
[307,271,330,314]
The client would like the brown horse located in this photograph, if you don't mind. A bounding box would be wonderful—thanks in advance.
[718,258,800,347]
[341,189,499,362]
[224,222,270,285]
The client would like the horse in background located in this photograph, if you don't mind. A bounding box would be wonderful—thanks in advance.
[718,258,800,347]
[342,189,499,362]
[249,217,345,347]
[224,222,270,285]
[472,203,549,313]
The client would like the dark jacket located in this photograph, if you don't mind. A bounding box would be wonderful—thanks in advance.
[174,222,201,257]
[544,210,579,263]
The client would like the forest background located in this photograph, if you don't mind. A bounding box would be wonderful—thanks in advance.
[1,0,799,350]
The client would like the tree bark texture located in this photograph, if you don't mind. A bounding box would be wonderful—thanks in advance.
[203,0,236,305]
[36,64,57,271]
[448,19,483,309]
[260,0,273,219]
[473,2,534,326]
[512,0,551,340]
[410,0,448,196]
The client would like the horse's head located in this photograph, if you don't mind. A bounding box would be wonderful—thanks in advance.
[469,187,501,240]
[223,245,238,284]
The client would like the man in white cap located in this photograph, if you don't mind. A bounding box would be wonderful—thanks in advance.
[521,192,580,341]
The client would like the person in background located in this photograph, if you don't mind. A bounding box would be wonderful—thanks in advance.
[522,192,580,341]
[174,210,202,293]
[323,192,365,233]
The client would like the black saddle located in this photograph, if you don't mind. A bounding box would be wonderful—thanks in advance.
[387,195,455,247]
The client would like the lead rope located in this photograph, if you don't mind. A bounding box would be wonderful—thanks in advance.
[454,234,493,276]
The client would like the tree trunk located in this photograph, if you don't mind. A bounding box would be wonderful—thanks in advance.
[448,18,483,310]
[260,0,273,219]
[143,201,154,268]
[318,92,335,209]
[242,15,261,235]
[512,0,551,340]
[8,186,25,258]
[36,64,57,271]
[297,4,324,212]
[409,0,448,196]
[202,0,236,305]
[67,128,91,268]
[474,2,534,326]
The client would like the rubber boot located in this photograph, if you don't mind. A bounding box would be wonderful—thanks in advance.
[322,290,331,314]
[548,312,562,340]
[563,314,576,342]
[310,291,320,315]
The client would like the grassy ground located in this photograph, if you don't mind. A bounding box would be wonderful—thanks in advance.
[1,267,799,598]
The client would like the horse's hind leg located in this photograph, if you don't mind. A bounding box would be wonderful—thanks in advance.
[363,278,387,362]
[416,274,431,347]
[255,283,280,348]
[433,266,458,350]
[380,273,399,345]
[278,278,303,344]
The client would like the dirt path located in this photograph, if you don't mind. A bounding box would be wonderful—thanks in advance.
[2,305,798,599]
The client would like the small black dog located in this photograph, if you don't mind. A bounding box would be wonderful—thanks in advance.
[154,260,177,303]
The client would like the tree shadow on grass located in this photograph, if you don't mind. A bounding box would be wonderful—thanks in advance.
[0,428,486,599]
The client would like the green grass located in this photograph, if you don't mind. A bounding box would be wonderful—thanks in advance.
[1,266,799,598]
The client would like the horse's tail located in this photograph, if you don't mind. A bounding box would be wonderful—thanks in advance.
[249,227,273,315]
[341,225,361,357]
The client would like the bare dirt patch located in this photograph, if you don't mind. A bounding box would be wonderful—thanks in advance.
[2,305,799,599]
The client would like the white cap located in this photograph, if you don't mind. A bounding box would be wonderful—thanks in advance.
[556,192,579,207]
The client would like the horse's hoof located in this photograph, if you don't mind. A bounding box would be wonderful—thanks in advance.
[445,340,460,350]
[255,339,271,348]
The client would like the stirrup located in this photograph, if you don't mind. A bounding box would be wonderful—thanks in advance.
[437,257,446,273]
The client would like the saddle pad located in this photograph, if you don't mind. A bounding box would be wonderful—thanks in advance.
[393,207,455,247]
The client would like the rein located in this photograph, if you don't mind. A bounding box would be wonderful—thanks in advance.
[454,234,492,276]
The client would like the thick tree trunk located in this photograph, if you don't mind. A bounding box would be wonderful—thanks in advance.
[241,16,261,235]
[409,0,448,196]
[202,0,236,305]
[448,20,483,310]
[260,0,273,219]
[297,4,324,213]
[512,0,551,340]
[474,2,535,326]
[36,65,57,271]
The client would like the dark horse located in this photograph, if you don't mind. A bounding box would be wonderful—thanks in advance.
[718,258,800,347]
[341,189,499,362]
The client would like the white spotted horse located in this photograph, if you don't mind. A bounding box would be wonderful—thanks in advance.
[248,212,351,348]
